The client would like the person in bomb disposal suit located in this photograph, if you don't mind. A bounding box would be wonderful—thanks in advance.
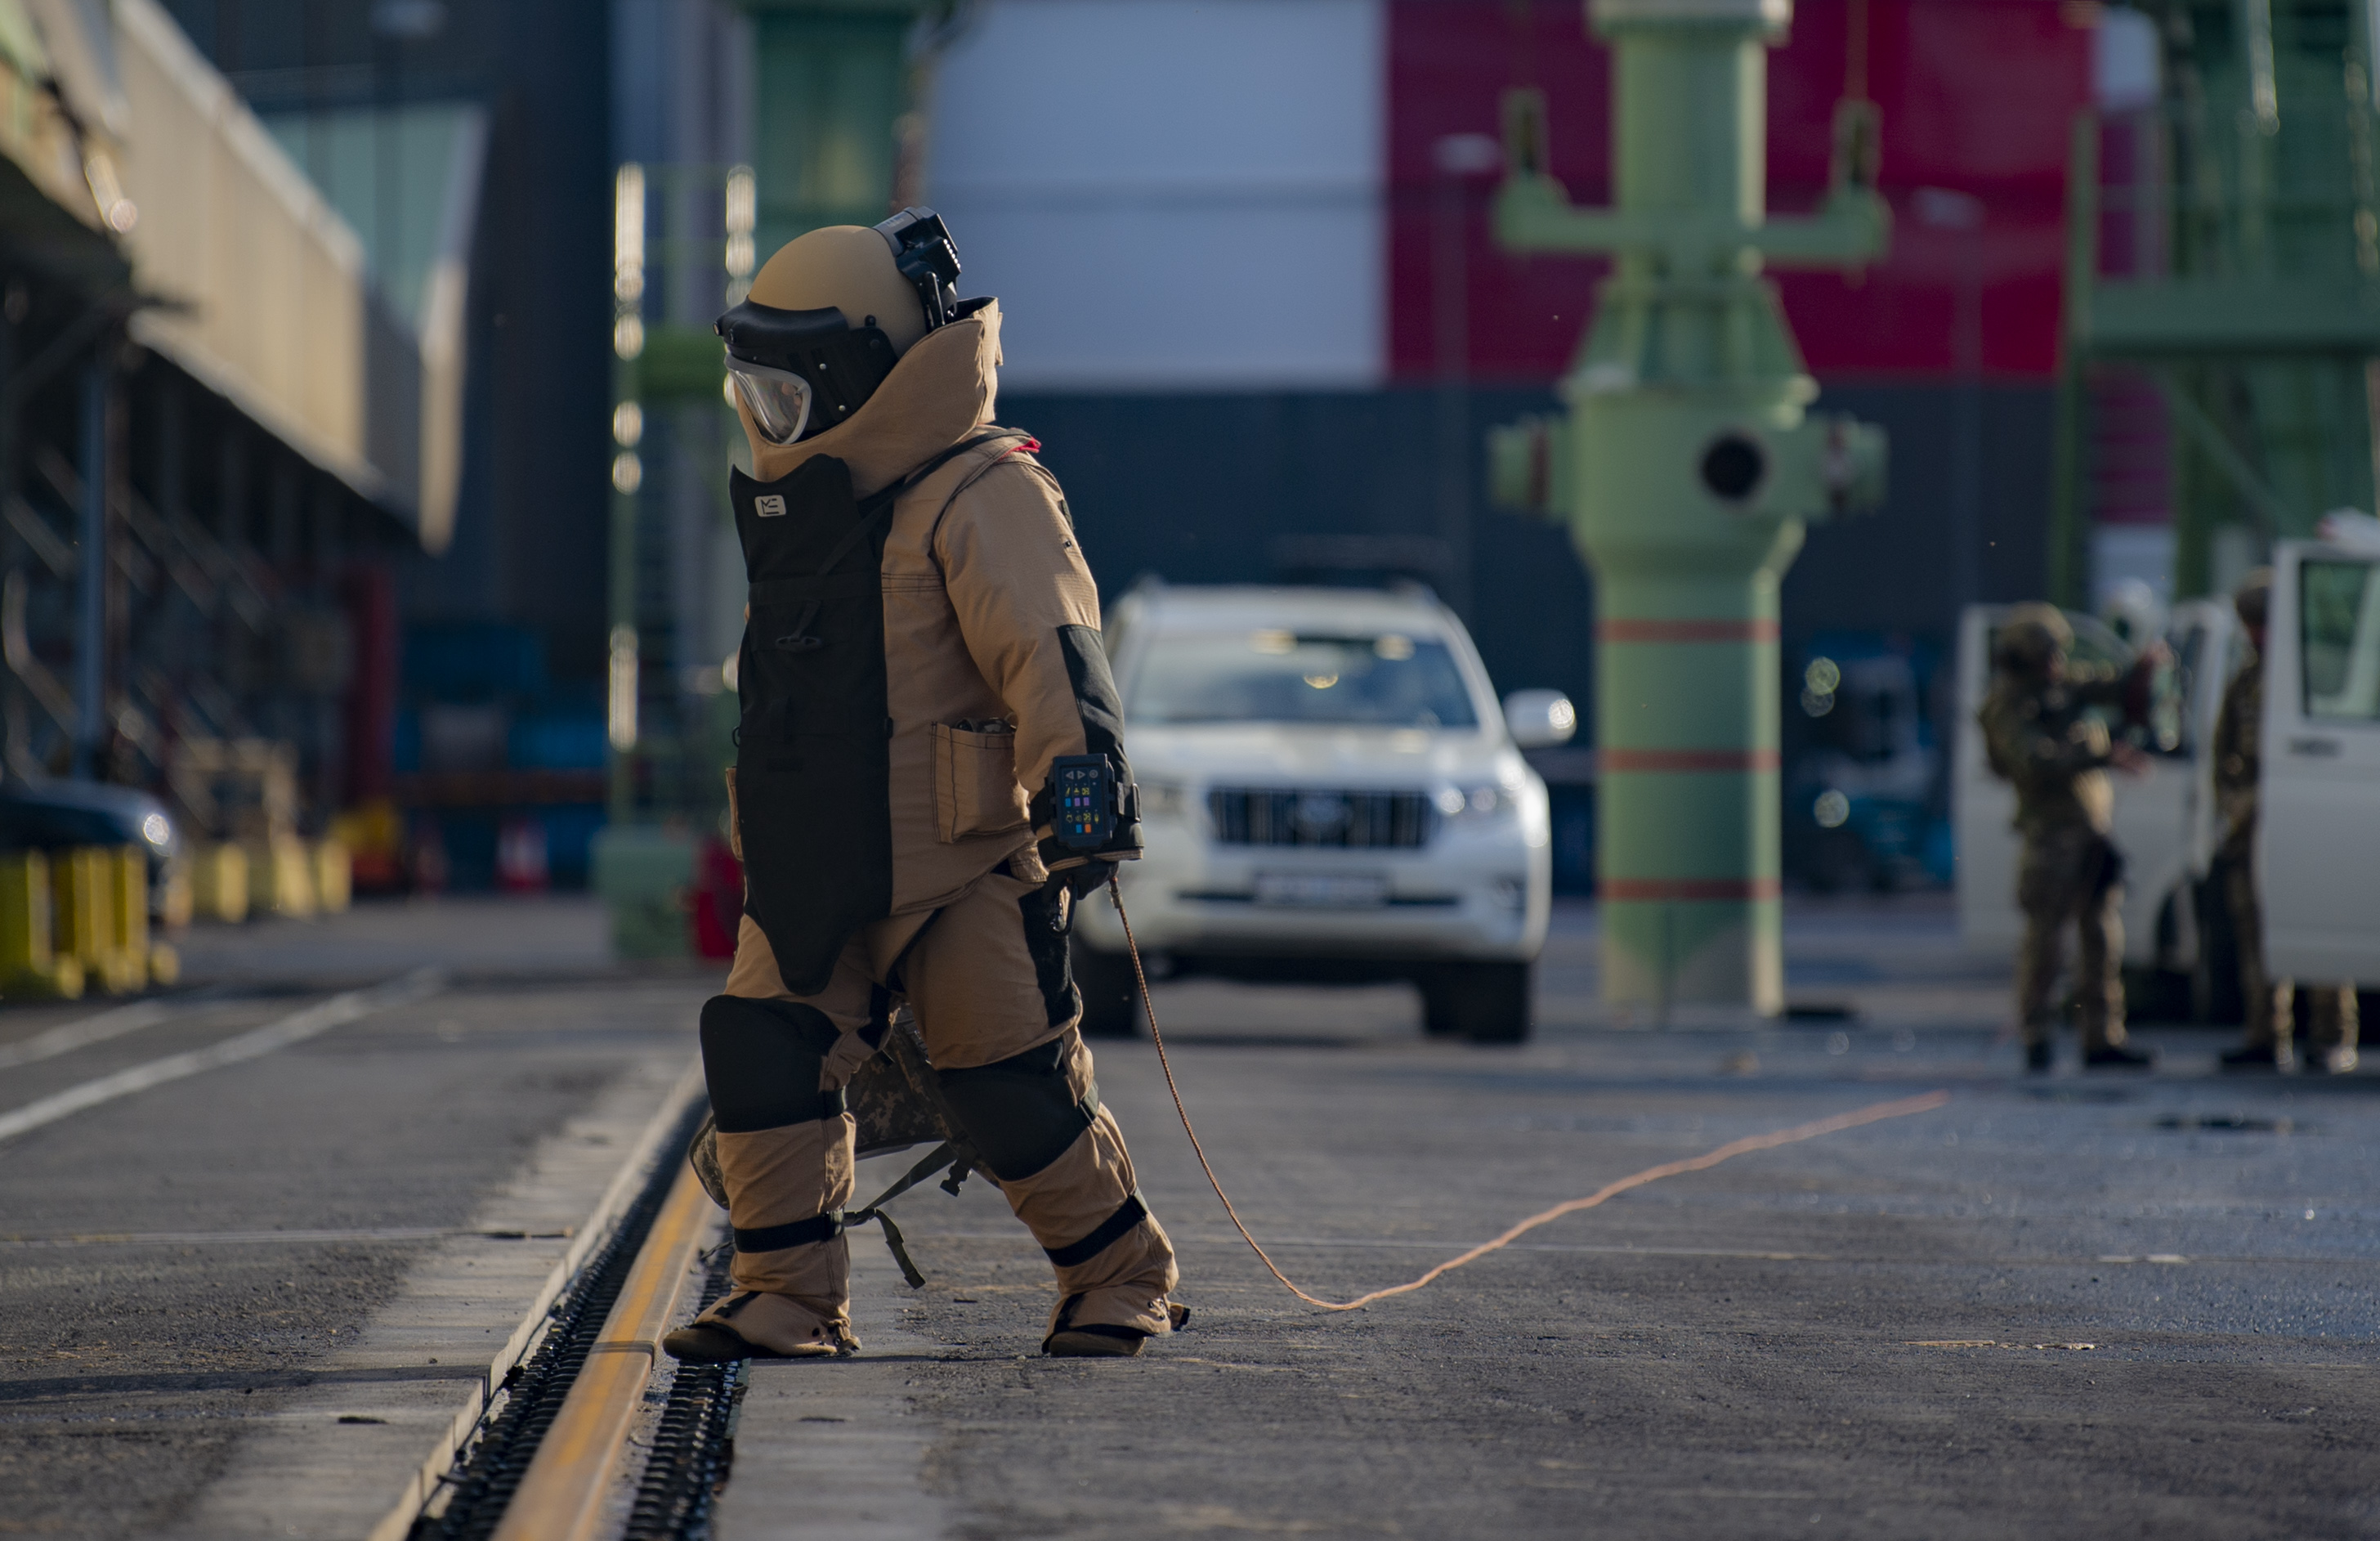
[1977,603,2158,1073]
[2215,570,2360,1074]
[661,212,1184,1363]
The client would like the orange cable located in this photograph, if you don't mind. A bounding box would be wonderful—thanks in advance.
[1109,875,1951,1313]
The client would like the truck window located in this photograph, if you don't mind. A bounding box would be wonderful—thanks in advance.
[2301,559,2380,722]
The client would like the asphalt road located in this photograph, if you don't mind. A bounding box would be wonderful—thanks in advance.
[720,896,2380,1540]
[0,898,700,1540]
[2,894,2374,1539]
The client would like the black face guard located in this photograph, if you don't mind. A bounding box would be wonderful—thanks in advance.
[715,302,901,441]
[715,207,983,442]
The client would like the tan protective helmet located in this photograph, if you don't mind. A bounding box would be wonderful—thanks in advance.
[2232,567,2273,630]
[748,226,930,356]
[1993,602,2074,674]
[717,209,966,444]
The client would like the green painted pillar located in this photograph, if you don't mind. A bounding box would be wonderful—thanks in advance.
[734,0,933,257]
[1490,0,1888,1017]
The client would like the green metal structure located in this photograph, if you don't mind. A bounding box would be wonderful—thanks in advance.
[742,0,928,258]
[606,0,942,829]
[1488,0,1887,1016]
[2058,0,2380,603]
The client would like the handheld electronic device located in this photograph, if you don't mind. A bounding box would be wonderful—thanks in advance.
[1050,754,1121,851]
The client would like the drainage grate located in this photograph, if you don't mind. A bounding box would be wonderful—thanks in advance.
[620,1243,746,1540]
[411,1102,705,1540]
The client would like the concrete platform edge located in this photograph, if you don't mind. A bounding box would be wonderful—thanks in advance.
[365,1057,706,1541]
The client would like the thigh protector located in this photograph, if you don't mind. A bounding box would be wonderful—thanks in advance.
[935,1038,1097,1182]
[699,995,846,1133]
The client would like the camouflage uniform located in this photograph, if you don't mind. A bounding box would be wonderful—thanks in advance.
[2214,634,2360,1071]
[1977,616,2136,1057]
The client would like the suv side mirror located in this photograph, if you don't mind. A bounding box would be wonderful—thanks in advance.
[1501,689,1576,749]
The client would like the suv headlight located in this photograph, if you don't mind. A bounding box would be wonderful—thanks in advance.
[1435,783,1517,821]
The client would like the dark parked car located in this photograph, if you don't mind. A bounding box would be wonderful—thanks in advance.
[0,780,181,918]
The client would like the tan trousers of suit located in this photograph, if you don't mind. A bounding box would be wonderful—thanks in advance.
[700,866,1179,1354]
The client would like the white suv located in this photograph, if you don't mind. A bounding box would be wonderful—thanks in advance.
[1071,583,1572,1042]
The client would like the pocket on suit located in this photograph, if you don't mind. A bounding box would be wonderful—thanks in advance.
[933,722,1029,842]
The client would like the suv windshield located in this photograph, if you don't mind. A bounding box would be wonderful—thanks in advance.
[1128,629,1479,728]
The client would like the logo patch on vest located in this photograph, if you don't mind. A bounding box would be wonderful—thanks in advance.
[755,494,787,518]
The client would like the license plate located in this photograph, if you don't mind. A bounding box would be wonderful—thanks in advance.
[1253,871,1389,908]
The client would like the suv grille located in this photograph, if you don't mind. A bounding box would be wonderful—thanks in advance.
[1206,787,1434,849]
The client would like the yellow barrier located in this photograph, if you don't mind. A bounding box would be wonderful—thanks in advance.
[190,844,249,924]
[158,865,194,932]
[51,848,144,995]
[0,851,83,1000]
[311,838,352,915]
[244,835,317,920]
[108,848,177,989]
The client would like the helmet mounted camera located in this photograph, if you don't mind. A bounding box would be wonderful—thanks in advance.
[875,206,964,329]
[716,206,981,446]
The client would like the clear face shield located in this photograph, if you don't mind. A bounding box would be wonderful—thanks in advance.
[726,356,815,446]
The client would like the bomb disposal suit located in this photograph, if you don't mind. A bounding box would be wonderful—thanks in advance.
[664,212,1182,1364]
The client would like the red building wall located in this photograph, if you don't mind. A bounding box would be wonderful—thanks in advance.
[1388,0,2093,384]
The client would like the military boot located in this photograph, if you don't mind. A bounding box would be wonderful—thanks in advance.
[2219,1040,2287,1072]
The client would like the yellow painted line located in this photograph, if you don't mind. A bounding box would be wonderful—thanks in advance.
[489,1158,715,1541]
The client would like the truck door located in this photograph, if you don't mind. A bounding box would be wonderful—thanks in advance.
[2261,544,2380,986]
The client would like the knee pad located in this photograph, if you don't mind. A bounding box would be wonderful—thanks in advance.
[935,1038,1095,1182]
[699,995,845,1133]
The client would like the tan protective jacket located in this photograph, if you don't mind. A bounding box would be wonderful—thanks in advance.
[732,300,1110,927]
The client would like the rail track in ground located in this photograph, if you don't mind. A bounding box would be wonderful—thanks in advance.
[387,1086,741,1541]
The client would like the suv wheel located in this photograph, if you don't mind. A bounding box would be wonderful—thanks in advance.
[1418,961,1533,1044]
[1071,938,1144,1039]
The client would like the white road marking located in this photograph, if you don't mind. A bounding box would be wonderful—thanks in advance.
[0,1000,177,1073]
[0,968,445,1146]
[0,1227,572,1248]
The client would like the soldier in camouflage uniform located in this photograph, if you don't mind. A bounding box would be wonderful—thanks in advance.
[1977,603,2155,1073]
[2215,570,2361,1074]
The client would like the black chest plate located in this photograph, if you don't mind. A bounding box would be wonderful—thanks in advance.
[731,454,896,995]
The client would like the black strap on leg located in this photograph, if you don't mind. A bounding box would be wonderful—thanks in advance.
[732,1212,847,1252]
[1044,1191,1148,1269]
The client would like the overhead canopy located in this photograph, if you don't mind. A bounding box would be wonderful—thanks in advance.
[0,0,479,553]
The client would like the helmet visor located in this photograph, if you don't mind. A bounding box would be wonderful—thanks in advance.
[727,357,814,446]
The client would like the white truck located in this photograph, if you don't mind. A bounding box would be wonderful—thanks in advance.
[1954,535,2380,1014]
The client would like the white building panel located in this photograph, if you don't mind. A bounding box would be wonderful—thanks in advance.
[928,0,1385,391]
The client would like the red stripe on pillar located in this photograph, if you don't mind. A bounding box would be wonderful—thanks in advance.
[1599,877,1783,902]
[1599,749,1781,773]
[1598,619,1780,643]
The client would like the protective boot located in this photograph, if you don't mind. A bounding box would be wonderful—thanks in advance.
[664,1288,854,1363]
[1018,1118,1182,1355]
[1047,1300,1192,1358]
[933,1029,1183,1355]
[667,995,860,1364]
